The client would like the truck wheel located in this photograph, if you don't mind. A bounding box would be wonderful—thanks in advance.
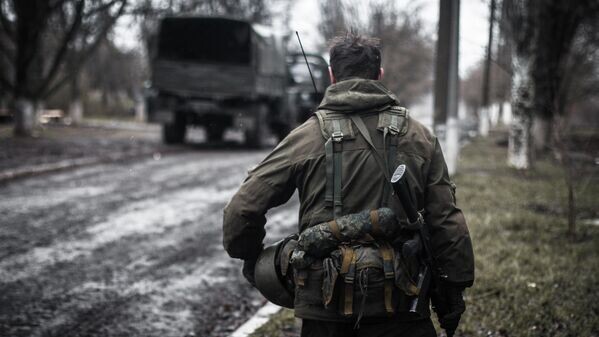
[245,103,269,148]
[162,113,186,144]
[206,124,225,142]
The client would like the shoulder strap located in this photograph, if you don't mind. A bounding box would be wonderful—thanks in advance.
[349,115,391,182]
[316,110,351,218]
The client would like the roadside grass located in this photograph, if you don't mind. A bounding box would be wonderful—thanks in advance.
[251,132,599,337]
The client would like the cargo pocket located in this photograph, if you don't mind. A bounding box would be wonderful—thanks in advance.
[294,262,329,306]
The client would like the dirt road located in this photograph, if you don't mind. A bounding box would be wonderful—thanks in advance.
[0,148,299,337]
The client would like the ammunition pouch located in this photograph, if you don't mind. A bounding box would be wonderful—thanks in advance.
[289,211,428,320]
[292,242,426,320]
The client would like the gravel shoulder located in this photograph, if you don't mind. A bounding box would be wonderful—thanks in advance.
[0,123,177,181]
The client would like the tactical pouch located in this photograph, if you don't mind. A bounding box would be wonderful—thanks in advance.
[334,241,421,319]
[293,243,426,321]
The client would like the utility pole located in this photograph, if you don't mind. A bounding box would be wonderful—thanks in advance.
[433,0,460,175]
[480,0,496,136]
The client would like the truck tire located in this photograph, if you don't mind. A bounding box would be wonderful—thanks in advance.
[162,112,186,144]
[245,103,269,148]
[206,124,225,142]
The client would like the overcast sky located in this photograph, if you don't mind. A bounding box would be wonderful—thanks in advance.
[287,0,490,77]
[114,0,490,77]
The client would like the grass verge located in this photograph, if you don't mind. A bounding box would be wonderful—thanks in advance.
[252,132,599,337]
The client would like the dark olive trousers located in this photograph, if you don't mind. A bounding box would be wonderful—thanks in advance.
[300,318,437,337]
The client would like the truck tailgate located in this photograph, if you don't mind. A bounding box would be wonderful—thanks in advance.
[152,60,255,98]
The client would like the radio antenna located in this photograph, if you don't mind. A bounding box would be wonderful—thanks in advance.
[295,31,318,95]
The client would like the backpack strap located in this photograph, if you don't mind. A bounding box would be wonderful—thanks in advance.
[316,107,407,216]
[316,110,356,218]
[379,107,409,206]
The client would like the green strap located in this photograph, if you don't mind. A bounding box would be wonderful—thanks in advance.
[385,128,399,206]
[382,128,390,207]
[324,119,344,218]
[324,138,334,209]
[332,120,343,218]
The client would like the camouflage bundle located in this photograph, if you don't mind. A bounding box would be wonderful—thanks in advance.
[296,208,399,259]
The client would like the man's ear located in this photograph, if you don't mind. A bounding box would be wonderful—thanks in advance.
[378,67,384,80]
[329,66,336,84]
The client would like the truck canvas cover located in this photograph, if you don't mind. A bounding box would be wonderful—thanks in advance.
[152,17,286,99]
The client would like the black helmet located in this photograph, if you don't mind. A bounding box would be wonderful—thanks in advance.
[254,234,297,308]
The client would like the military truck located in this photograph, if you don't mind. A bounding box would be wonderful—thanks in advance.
[146,17,289,146]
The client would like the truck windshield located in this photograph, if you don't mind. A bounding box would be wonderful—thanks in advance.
[157,18,251,65]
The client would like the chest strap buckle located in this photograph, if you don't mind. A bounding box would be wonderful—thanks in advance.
[332,131,344,142]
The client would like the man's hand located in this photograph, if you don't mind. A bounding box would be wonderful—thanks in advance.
[432,284,466,337]
[242,259,257,286]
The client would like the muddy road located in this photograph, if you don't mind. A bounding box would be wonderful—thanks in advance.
[0,148,299,337]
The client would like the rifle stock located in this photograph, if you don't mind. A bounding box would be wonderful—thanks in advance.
[390,165,442,316]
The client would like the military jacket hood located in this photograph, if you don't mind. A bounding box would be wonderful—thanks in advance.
[318,78,400,112]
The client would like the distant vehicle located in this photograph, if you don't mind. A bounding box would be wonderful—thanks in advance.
[146,17,289,146]
[286,53,330,124]
[0,108,12,124]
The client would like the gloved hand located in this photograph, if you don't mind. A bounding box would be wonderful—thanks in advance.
[242,259,257,286]
[432,284,466,337]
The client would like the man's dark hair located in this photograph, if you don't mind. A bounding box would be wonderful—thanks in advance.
[329,33,381,81]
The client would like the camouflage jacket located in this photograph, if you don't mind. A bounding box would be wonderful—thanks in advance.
[223,78,475,291]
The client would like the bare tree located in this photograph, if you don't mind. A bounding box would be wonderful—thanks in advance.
[502,0,599,169]
[0,0,127,136]
[83,37,146,114]
[318,0,348,43]
[552,14,599,235]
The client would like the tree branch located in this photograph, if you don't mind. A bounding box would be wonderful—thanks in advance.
[43,0,127,98]
[0,37,14,63]
[49,0,71,12]
[36,0,85,97]
[0,1,15,39]
[83,0,122,19]
[0,69,14,92]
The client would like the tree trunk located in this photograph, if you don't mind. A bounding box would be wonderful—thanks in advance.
[532,114,552,152]
[478,107,490,136]
[497,101,504,126]
[567,174,576,234]
[13,98,35,137]
[508,56,534,169]
[69,99,83,124]
[69,74,83,124]
[135,89,146,122]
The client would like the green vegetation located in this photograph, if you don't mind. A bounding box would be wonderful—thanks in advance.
[252,133,599,337]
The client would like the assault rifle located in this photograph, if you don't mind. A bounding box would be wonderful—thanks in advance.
[390,164,453,336]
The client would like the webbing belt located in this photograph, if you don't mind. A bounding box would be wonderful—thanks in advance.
[324,119,344,218]
[329,220,341,240]
[324,138,334,209]
[382,126,399,206]
[369,209,382,236]
[380,243,396,314]
[340,246,356,316]
[339,243,396,316]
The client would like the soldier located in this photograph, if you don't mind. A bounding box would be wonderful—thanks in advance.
[223,33,474,337]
